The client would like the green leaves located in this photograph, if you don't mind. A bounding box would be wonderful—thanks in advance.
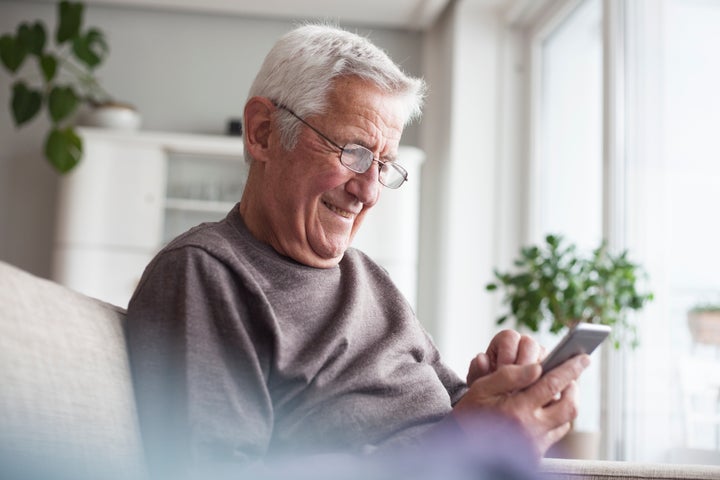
[39,53,58,82]
[72,28,108,69]
[18,22,46,55]
[48,85,79,122]
[45,127,82,173]
[486,235,653,349]
[0,22,47,72]
[1,1,114,174]
[0,33,27,72]
[58,1,109,69]
[11,82,79,126]
[57,0,83,44]
[11,81,42,126]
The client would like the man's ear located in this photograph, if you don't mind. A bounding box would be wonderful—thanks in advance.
[244,96,276,162]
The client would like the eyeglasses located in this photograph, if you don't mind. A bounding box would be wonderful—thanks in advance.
[275,104,408,189]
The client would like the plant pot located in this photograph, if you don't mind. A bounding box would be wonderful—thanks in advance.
[77,102,141,131]
[687,310,720,345]
[547,429,600,460]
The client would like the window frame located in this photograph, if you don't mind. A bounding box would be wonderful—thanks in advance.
[518,0,629,460]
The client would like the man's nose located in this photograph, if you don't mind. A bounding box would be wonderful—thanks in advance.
[347,164,381,206]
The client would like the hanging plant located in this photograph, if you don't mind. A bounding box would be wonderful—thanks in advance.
[0,1,114,172]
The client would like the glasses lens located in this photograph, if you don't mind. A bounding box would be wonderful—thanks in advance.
[340,144,374,173]
[340,143,407,189]
[379,162,408,189]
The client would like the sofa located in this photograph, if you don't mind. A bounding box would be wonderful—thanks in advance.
[1,260,719,480]
[0,260,144,480]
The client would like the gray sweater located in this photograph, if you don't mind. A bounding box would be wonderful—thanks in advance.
[126,205,467,471]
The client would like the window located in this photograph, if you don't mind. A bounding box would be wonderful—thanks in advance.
[622,0,720,464]
[526,0,720,464]
[530,0,603,251]
[528,0,605,445]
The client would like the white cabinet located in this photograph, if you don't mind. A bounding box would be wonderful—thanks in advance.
[52,128,424,310]
[54,137,167,249]
[52,128,246,308]
[163,151,248,244]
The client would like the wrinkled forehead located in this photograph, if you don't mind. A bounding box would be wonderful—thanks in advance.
[324,76,408,132]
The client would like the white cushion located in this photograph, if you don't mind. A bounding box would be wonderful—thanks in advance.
[0,261,145,479]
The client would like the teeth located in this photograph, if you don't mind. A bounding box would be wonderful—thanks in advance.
[324,201,353,219]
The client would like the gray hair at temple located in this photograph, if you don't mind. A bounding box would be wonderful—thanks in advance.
[245,24,427,155]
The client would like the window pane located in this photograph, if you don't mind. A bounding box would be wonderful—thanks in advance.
[623,0,720,464]
[528,0,720,463]
[536,0,603,251]
[534,0,604,441]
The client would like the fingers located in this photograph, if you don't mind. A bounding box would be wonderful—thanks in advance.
[466,353,491,385]
[487,330,543,368]
[456,353,588,461]
[453,363,543,423]
[489,330,522,367]
[475,363,542,397]
[533,381,579,456]
[467,330,544,386]
[544,380,578,415]
[527,355,590,406]
[516,335,542,365]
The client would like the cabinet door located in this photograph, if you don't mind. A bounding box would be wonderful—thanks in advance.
[54,137,166,249]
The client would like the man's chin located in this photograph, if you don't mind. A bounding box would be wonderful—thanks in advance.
[299,254,345,269]
[306,241,350,268]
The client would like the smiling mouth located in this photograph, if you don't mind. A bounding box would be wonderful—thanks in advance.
[323,200,355,219]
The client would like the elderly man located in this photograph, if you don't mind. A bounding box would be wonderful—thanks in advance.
[126,24,588,477]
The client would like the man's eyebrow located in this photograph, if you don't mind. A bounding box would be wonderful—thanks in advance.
[346,136,398,162]
[381,152,398,163]
[362,145,397,163]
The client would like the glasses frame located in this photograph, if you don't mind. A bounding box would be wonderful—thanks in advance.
[275,103,408,189]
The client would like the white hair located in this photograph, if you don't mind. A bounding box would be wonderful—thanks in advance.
[245,24,426,154]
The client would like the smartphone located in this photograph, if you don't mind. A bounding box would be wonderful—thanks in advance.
[541,323,611,374]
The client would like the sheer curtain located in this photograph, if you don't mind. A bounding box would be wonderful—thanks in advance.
[622,0,720,464]
[528,0,720,463]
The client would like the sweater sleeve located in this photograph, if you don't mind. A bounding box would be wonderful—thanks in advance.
[422,329,468,406]
[125,245,274,477]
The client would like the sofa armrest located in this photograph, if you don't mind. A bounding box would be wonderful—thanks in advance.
[540,458,720,480]
[0,261,145,479]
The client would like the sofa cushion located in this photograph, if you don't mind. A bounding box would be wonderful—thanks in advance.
[541,458,720,480]
[0,261,145,479]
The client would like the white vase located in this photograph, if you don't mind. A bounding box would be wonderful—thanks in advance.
[78,102,142,131]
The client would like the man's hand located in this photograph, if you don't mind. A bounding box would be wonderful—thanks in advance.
[466,330,544,385]
[454,353,590,458]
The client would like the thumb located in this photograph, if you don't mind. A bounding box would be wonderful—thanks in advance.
[467,353,491,384]
[477,363,542,396]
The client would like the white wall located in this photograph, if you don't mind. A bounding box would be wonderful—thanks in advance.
[0,1,423,277]
[1,0,524,377]
[419,0,525,374]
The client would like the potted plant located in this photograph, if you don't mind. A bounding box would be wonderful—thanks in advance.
[486,234,653,349]
[486,234,653,459]
[0,0,136,173]
[687,303,720,345]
